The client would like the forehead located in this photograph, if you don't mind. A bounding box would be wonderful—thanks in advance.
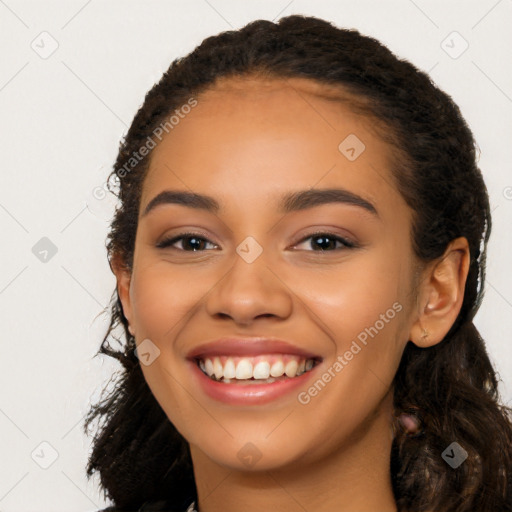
[171,75,377,135]
[141,76,405,219]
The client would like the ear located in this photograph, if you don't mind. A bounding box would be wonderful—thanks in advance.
[110,252,136,336]
[409,237,470,348]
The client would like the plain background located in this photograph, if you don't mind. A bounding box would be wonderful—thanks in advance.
[0,1,511,510]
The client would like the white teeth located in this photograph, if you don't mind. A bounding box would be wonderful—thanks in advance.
[224,358,236,379]
[270,360,285,377]
[285,360,298,377]
[197,355,317,381]
[235,358,253,379]
[204,358,214,377]
[213,357,223,380]
[253,361,270,379]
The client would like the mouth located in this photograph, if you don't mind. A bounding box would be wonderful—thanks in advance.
[194,354,321,385]
[186,337,323,404]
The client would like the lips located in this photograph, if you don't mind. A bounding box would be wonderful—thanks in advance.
[185,337,323,405]
[186,337,322,360]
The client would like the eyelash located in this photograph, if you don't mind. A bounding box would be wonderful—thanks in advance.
[155,231,357,252]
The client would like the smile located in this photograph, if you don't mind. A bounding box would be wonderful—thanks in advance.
[196,354,318,383]
[188,354,322,405]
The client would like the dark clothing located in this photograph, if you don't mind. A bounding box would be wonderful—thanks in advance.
[99,499,196,512]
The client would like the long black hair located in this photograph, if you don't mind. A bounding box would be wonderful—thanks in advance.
[84,14,512,511]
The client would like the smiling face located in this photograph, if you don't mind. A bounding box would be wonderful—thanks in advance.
[115,75,424,472]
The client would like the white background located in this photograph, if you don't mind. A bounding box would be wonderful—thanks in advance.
[0,1,511,510]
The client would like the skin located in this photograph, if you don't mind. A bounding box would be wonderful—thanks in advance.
[113,76,470,512]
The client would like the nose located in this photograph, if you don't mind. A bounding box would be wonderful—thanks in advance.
[204,249,293,326]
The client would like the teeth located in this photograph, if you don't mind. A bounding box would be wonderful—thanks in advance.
[224,358,236,379]
[253,361,270,379]
[270,360,285,377]
[285,360,298,377]
[197,354,317,382]
[235,359,253,379]
[205,359,214,377]
[213,357,223,380]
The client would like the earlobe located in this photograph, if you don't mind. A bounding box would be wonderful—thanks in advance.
[110,252,135,334]
[409,237,470,348]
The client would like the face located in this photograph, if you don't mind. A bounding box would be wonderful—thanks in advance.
[119,76,421,472]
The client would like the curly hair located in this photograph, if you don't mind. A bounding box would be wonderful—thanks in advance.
[84,14,512,511]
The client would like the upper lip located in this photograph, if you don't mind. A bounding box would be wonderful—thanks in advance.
[186,337,322,360]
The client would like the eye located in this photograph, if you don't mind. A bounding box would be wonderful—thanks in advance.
[156,232,218,251]
[292,231,357,252]
[156,231,357,252]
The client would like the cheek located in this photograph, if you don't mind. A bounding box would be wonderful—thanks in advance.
[300,253,411,400]
[299,287,406,444]
[315,280,406,381]
[303,252,410,339]
[128,264,203,430]
[130,262,207,340]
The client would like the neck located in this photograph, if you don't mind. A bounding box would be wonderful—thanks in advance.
[189,393,398,512]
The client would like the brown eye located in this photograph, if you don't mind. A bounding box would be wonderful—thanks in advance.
[156,233,218,251]
[293,232,357,252]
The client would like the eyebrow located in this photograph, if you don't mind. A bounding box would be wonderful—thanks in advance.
[142,188,378,217]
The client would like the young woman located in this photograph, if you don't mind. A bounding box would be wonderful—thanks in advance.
[85,14,512,512]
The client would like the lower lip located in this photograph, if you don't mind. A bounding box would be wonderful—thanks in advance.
[187,359,320,405]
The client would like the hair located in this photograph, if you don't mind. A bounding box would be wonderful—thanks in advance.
[84,14,512,512]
